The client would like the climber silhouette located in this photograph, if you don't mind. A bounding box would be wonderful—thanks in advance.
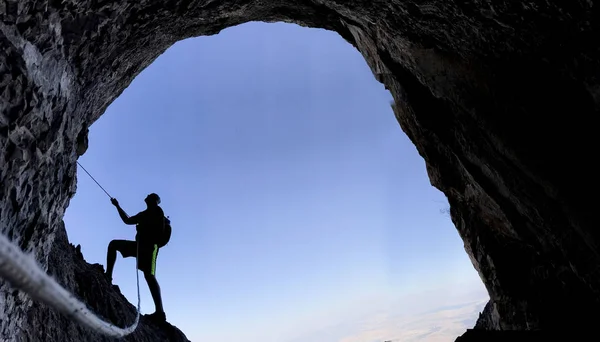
[105,193,167,323]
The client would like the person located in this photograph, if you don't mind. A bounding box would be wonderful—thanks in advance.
[105,193,167,322]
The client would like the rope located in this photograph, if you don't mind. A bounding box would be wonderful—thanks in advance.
[0,230,140,338]
[76,161,112,199]
[0,161,142,337]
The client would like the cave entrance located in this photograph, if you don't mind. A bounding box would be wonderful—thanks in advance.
[63,22,487,341]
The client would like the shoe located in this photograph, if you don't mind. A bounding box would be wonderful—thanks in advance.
[147,311,166,323]
[111,284,121,294]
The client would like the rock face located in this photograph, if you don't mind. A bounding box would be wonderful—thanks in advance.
[1,0,599,340]
[2,221,191,341]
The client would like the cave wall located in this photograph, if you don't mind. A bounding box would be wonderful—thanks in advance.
[6,221,191,341]
[1,0,600,339]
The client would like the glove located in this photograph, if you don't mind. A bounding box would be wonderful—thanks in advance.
[110,198,119,207]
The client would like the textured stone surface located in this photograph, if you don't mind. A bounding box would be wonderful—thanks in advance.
[2,222,190,342]
[1,0,600,340]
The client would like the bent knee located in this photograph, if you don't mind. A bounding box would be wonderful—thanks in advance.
[108,239,126,251]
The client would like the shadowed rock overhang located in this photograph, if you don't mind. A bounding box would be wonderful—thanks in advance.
[1,1,600,341]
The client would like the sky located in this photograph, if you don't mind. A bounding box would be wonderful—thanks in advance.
[62,21,488,342]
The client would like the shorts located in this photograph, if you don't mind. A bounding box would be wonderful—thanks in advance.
[113,239,159,275]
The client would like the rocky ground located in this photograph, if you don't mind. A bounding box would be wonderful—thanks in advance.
[1,221,190,342]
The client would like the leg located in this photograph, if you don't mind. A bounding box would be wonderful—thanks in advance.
[144,271,164,314]
[105,239,137,283]
[140,244,166,321]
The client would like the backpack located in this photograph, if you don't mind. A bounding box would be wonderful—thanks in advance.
[156,216,172,248]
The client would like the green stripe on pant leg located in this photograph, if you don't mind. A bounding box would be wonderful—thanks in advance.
[151,244,158,275]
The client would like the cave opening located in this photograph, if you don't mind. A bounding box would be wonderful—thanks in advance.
[2,0,600,340]
[62,22,487,341]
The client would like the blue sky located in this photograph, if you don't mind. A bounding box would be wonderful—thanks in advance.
[63,22,487,341]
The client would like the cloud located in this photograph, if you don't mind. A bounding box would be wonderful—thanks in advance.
[285,283,488,342]
[338,298,488,342]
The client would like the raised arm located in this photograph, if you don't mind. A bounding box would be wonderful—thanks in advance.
[111,198,140,225]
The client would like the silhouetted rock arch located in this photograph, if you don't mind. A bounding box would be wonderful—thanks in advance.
[1,1,599,340]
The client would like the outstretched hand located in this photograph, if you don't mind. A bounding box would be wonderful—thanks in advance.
[110,198,119,207]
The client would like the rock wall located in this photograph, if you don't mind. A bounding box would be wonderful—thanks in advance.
[1,0,599,340]
[2,221,190,341]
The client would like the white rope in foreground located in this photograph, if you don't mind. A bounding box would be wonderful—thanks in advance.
[0,231,140,338]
